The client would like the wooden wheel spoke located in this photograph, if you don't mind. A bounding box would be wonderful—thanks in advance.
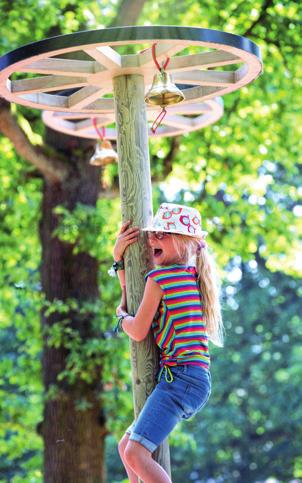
[11,75,87,94]
[21,92,68,108]
[161,114,194,129]
[75,116,113,132]
[168,50,242,72]
[68,86,110,109]
[83,46,121,69]
[191,113,212,127]
[137,41,186,68]
[183,85,225,102]
[23,58,100,76]
[151,125,178,136]
[52,111,92,119]
[173,70,235,87]
[163,102,212,114]
[81,98,114,112]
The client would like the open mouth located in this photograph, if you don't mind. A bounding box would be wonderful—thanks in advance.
[153,248,163,258]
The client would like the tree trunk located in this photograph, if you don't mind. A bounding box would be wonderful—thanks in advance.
[38,132,106,482]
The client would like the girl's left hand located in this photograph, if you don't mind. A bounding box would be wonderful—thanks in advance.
[116,304,127,317]
[113,220,140,261]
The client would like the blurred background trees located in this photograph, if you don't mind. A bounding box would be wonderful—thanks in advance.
[0,0,301,482]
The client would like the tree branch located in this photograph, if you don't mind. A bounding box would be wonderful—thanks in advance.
[150,136,180,183]
[109,0,146,27]
[243,0,274,37]
[162,136,180,178]
[0,99,69,184]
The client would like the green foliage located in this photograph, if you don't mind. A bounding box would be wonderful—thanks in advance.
[0,0,301,481]
[0,130,44,480]
[41,297,117,385]
[52,199,117,259]
[0,0,118,54]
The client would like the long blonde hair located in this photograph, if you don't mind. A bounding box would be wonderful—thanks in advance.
[171,234,224,347]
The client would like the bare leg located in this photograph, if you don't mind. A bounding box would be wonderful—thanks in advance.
[124,440,172,483]
[118,433,139,483]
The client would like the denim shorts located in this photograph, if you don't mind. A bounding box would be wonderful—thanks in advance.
[126,365,211,452]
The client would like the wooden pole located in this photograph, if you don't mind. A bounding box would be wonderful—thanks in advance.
[113,74,171,475]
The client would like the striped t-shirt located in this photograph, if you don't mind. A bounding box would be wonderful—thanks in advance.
[145,264,210,371]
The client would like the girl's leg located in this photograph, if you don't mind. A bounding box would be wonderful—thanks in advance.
[118,433,139,483]
[124,440,172,483]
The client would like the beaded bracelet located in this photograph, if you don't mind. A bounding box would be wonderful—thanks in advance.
[114,313,132,334]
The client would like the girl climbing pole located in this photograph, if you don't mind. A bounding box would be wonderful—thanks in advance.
[111,202,224,483]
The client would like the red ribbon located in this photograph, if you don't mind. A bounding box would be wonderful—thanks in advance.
[151,107,167,134]
[152,43,170,71]
[92,118,106,140]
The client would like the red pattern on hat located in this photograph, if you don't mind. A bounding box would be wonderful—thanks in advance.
[164,222,177,230]
[180,215,190,226]
[162,210,172,219]
[192,216,200,225]
[172,207,182,214]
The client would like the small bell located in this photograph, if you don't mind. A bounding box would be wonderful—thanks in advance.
[89,139,118,166]
[145,70,185,107]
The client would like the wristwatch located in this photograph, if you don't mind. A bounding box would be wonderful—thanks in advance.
[113,260,125,271]
[108,259,124,277]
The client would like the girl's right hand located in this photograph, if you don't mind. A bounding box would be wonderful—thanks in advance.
[113,220,140,261]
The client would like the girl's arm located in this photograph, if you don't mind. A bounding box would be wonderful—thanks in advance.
[116,278,162,341]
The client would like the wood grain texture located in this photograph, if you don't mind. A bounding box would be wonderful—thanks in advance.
[113,74,171,475]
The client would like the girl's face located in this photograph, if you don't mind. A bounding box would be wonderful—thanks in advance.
[147,232,185,266]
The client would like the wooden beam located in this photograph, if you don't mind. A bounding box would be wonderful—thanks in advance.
[11,75,87,94]
[168,50,241,72]
[51,111,91,119]
[183,85,224,102]
[84,98,114,111]
[68,86,108,109]
[162,102,212,114]
[138,41,185,67]
[23,58,99,76]
[20,92,69,109]
[173,70,235,86]
[74,116,113,132]
[84,46,122,69]
[163,114,194,129]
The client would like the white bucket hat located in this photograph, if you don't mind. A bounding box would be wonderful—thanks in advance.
[142,203,207,238]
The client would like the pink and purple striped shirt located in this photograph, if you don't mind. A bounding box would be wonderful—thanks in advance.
[145,264,210,371]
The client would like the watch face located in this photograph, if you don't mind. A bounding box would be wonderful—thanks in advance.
[113,260,124,271]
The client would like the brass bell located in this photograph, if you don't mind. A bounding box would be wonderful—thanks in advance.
[145,70,185,107]
[89,139,118,166]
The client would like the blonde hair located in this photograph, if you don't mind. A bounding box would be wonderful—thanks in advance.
[171,234,224,347]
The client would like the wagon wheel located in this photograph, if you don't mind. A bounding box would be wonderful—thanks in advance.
[0,26,262,136]
[42,97,224,139]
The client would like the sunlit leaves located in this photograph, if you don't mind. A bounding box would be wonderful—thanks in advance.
[0,0,301,481]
